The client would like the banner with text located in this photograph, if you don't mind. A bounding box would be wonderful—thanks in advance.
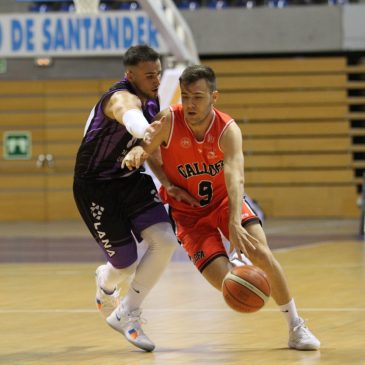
[0,11,167,57]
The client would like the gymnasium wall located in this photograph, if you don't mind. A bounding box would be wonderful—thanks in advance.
[0,5,364,220]
[1,5,365,79]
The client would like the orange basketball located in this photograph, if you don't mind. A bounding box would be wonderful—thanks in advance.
[222,265,271,313]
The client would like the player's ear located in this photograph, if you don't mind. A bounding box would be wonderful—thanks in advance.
[212,90,219,104]
[126,68,133,81]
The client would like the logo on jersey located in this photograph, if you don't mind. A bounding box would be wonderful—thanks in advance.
[207,151,217,159]
[177,160,224,179]
[180,137,191,148]
[207,134,215,143]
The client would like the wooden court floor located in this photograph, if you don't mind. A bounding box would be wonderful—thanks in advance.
[0,221,364,365]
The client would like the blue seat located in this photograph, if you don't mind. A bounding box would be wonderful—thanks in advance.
[176,0,201,9]
[99,1,112,11]
[233,0,257,7]
[59,1,75,12]
[118,1,140,10]
[29,2,53,12]
[207,0,228,8]
[266,0,288,7]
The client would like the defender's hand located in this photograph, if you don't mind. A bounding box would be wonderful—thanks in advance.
[121,146,149,170]
[166,185,200,207]
[143,116,166,144]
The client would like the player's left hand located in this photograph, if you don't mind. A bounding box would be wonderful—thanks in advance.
[121,146,149,170]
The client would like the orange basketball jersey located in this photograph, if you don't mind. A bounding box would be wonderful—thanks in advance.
[159,104,234,215]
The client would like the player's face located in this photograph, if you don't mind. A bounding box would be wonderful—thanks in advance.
[127,60,162,100]
[180,79,217,127]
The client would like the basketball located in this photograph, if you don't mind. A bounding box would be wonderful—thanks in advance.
[222,265,271,313]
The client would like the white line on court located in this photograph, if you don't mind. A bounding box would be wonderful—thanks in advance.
[0,308,364,314]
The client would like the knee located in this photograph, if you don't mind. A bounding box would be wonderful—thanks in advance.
[142,222,178,253]
[250,244,274,269]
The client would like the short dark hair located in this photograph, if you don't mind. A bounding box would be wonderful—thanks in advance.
[179,65,216,92]
[123,45,160,66]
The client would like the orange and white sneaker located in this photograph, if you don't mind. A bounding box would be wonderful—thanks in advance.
[107,306,155,352]
[95,265,120,319]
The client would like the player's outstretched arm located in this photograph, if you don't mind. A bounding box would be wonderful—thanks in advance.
[104,91,153,141]
[121,109,169,170]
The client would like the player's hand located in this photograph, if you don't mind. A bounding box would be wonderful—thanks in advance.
[143,116,166,144]
[166,184,200,207]
[228,224,259,259]
[121,146,149,170]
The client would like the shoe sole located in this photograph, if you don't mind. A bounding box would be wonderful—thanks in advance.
[107,315,155,352]
[289,342,320,351]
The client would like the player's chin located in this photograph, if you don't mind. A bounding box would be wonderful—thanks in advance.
[150,89,159,98]
[185,115,197,123]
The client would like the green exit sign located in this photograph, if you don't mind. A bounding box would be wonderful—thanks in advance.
[0,59,6,74]
[3,131,32,160]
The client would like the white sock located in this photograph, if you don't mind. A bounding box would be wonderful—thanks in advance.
[122,279,151,312]
[98,261,136,293]
[121,222,176,312]
[279,298,300,328]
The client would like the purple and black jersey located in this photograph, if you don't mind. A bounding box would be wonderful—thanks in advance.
[74,77,160,180]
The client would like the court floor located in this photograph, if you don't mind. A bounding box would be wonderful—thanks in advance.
[0,219,364,365]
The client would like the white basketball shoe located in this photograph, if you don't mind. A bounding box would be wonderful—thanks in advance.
[288,318,321,350]
[95,265,120,319]
[107,306,155,352]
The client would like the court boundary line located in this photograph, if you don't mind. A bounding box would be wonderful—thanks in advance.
[0,307,364,314]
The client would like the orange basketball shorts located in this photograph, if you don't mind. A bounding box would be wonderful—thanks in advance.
[171,196,260,272]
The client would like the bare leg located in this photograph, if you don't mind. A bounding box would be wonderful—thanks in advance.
[244,222,292,305]
[201,256,233,291]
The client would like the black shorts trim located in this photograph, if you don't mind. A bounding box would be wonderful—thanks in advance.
[242,217,261,227]
[199,252,229,273]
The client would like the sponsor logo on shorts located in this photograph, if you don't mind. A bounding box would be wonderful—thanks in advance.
[90,202,115,257]
[90,202,104,220]
[192,250,205,264]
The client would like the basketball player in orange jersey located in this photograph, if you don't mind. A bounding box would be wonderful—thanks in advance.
[123,65,320,350]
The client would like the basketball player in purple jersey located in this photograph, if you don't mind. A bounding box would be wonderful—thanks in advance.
[73,45,178,352]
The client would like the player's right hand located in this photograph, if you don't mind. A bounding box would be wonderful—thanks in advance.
[143,116,166,144]
[166,184,200,207]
